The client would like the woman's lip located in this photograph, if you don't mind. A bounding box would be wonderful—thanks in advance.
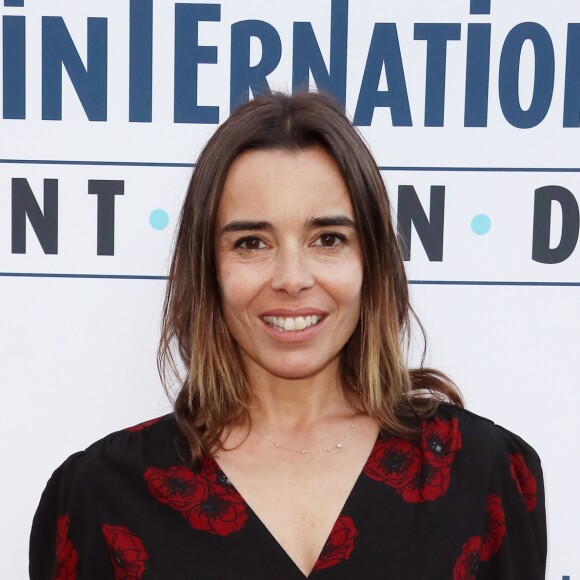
[259,308,327,317]
[260,315,325,341]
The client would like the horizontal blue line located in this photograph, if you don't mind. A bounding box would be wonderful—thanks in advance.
[0,272,167,280]
[2,158,580,172]
[0,158,193,168]
[378,166,580,173]
[0,272,578,286]
[409,280,580,287]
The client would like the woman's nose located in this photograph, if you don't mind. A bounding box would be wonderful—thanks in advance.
[270,247,315,296]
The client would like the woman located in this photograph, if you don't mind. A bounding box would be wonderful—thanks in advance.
[30,92,546,579]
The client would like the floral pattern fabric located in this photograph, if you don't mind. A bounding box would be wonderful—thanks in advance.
[101,525,148,580]
[144,464,248,536]
[30,405,546,579]
[52,515,78,580]
[363,417,462,503]
[313,516,359,571]
[453,493,508,579]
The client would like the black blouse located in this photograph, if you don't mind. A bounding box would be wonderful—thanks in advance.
[30,405,546,579]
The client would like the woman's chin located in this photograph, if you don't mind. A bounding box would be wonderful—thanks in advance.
[244,353,341,383]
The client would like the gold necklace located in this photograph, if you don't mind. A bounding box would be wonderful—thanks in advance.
[256,422,356,454]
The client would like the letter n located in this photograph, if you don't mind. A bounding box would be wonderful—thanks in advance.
[397,185,445,261]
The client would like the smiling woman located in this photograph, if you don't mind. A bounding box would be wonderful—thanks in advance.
[30,92,547,579]
[216,148,363,384]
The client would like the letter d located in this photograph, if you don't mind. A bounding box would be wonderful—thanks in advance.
[532,185,579,264]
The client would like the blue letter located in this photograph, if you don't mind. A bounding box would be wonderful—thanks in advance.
[174,3,220,124]
[563,24,580,128]
[499,23,554,129]
[354,23,411,126]
[470,0,491,15]
[129,0,153,122]
[3,15,25,119]
[292,0,348,108]
[414,24,461,127]
[230,20,282,112]
[42,17,107,121]
[465,23,491,127]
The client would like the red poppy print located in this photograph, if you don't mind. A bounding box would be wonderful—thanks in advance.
[510,453,538,511]
[364,419,461,503]
[480,494,506,561]
[200,455,234,488]
[52,514,78,580]
[363,439,421,488]
[145,466,208,511]
[187,484,247,536]
[126,417,161,432]
[101,525,148,580]
[399,461,451,503]
[453,494,506,578]
[145,465,247,536]
[420,418,462,466]
[313,516,359,571]
[453,536,481,580]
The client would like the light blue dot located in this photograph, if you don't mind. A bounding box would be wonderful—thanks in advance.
[149,209,169,230]
[471,214,491,235]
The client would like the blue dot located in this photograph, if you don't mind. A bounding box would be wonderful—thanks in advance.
[149,209,169,230]
[471,214,491,235]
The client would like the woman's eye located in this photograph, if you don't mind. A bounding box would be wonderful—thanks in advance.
[235,237,266,250]
[313,233,346,248]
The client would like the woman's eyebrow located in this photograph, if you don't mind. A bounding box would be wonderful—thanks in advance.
[309,215,356,228]
[221,215,355,234]
[221,220,272,233]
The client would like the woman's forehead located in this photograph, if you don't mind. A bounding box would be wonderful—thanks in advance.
[217,148,354,224]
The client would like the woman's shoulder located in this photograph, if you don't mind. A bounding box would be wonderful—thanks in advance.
[434,402,532,439]
[421,405,546,576]
[87,413,177,446]
[84,413,181,464]
[34,414,183,533]
[434,403,540,456]
[31,415,181,579]
[50,414,181,482]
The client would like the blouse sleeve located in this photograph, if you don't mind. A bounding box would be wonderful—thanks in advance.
[478,427,547,579]
[29,452,113,580]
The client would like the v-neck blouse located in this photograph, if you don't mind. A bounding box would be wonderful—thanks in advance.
[30,405,546,579]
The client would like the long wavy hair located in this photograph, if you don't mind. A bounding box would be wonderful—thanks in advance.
[159,91,462,465]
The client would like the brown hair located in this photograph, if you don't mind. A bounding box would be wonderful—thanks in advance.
[159,91,463,464]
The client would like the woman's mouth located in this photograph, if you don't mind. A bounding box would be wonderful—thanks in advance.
[262,315,322,332]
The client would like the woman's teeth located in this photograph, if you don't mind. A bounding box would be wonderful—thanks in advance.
[263,315,321,331]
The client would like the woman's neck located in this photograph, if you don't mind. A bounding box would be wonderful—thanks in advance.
[245,364,355,432]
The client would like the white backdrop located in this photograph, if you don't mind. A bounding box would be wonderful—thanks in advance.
[1,0,578,577]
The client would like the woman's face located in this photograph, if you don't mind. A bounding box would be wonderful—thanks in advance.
[215,147,363,383]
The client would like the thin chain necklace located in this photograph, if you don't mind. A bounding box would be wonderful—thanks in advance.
[256,421,356,454]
